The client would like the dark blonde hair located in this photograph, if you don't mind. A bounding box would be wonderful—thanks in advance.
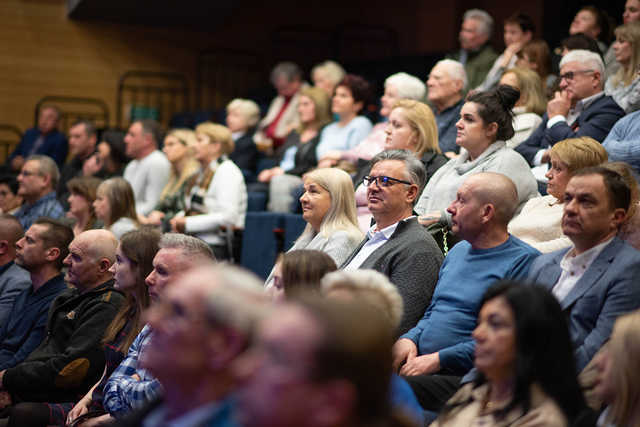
[549,137,608,173]
[67,176,102,231]
[297,86,333,132]
[97,177,138,228]
[502,67,547,116]
[102,228,160,352]
[612,22,640,87]
[277,250,337,298]
[195,122,234,155]
[391,99,440,156]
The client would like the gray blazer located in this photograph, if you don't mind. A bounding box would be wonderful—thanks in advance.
[0,262,31,327]
[341,217,444,335]
[527,236,640,370]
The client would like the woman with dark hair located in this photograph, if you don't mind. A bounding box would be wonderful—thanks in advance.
[432,281,589,426]
[6,229,161,427]
[416,85,538,228]
[66,176,102,235]
[269,249,337,301]
[314,74,373,159]
[94,177,139,239]
[82,129,129,179]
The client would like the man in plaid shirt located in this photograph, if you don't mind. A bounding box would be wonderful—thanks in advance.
[102,233,215,418]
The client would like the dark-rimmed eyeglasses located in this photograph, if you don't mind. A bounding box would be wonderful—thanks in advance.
[558,69,594,82]
[363,175,412,187]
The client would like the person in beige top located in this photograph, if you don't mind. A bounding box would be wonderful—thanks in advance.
[431,281,589,427]
[508,137,608,253]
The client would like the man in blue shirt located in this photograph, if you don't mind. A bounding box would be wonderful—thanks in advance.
[392,172,540,410]
[14,155,64,230]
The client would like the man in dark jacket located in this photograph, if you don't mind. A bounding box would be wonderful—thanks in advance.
[0,229,124,410]
[0,218,73,371]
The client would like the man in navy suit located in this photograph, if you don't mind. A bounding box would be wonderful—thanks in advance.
[527,166,640,371]
[516,50,625,168]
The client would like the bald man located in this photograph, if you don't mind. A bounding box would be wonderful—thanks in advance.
[392,173,540,410]
[0,229,124,410]
[0,215,30,327]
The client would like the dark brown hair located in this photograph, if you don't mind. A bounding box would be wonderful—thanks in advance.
[278,250,337,298]
[33,217,74,270]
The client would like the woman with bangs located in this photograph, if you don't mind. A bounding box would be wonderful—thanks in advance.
[94,177,139,239]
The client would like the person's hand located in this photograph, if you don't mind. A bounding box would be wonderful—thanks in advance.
[131,373,141,381]
[547,90,571,118]
[541,149,551,164]
[444,151,459,160]
[169,217,186,233]
[392,338,418,373]
[320,151,342,162]
[417,212,442,227]
[66,397,90,426]
[11,156,24,172]
[82,153,103,176]
[501,41,526,67]
[317,158,337,168]
[0,390,11,410]
[76,414,114,427]
[399,352,441,377]
[257,169,273,183]
[146,211,165,225]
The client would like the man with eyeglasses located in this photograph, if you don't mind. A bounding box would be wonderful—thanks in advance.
[516,49,624,171]
[341,150,443,335]
[14,155,64,230]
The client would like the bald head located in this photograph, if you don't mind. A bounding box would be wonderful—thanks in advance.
[0,214,24,261]
[78,230,118,264]
[468,173,519,225]
[64,229,117,290]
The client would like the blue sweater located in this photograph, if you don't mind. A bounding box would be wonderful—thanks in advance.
[603,109,640,175]
[401,236,540,374]
[0,274,67,370]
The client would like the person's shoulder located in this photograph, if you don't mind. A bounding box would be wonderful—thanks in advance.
[592,94,626,114]
[147,150,170,165]
[506,235,542,258]
[351,116,373,128]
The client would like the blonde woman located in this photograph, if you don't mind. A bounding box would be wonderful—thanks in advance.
[499,67,546,148]
[265,168,363,285]
[93,177,139,239]
[311,60,346,96]
[226,98,261,177]
[605,22,640,113]
[142,129,199,225]
[594,309,640,426]
[509,137,608,252]
[168,122,247,260]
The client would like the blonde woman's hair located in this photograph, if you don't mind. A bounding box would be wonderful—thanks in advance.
[321,269,404,331]
[502,67,547,116]
[549,137,608,173]
[160,129,199,200]
[297,168,363,243]
[195,122,234,155]
[226,99,261,128]
[611,22,640,87]
[391,99,440,156]
[297,86,333,133]
[97,177,138,228]
[605,310,640,426]
[603,161,640,223]
[311,61,346,87]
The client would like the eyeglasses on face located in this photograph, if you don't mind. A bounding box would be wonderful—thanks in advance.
[363,175,412,187]
[558,69,594,82]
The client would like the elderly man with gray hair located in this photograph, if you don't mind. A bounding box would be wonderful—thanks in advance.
[446,9,498,90]
[516,49,626,170]
[427,59,467,155]
[341,150,443,334]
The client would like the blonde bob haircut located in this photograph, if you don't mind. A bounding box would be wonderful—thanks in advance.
[161,129,199,200]
[311,61,346,88]
[502,67,547,116]
[603,309,640,426]
[195,122,234,155]
[297,86,333,133]
[611,22,640,87]
[549,137,608,173]
[321,269,404,331]
[297,168,363,243]
[226,98,261,128]
[391,99,440,156]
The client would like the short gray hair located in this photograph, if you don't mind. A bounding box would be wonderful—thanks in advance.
[227,99,261,128]
[560,49,605,79]
[312,61,346,86]
[26,155,60,189]
[463,9,494,37]
[270,61,302,84]
[385,72,426,101]
[159,233,214,261]
[434,59,468,91]
[321,269,404,330]
[369,149,427,202]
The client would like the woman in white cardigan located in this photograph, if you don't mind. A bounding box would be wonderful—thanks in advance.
[508,137,608,252]
[168,122,247,260]
[265,168,363,287]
